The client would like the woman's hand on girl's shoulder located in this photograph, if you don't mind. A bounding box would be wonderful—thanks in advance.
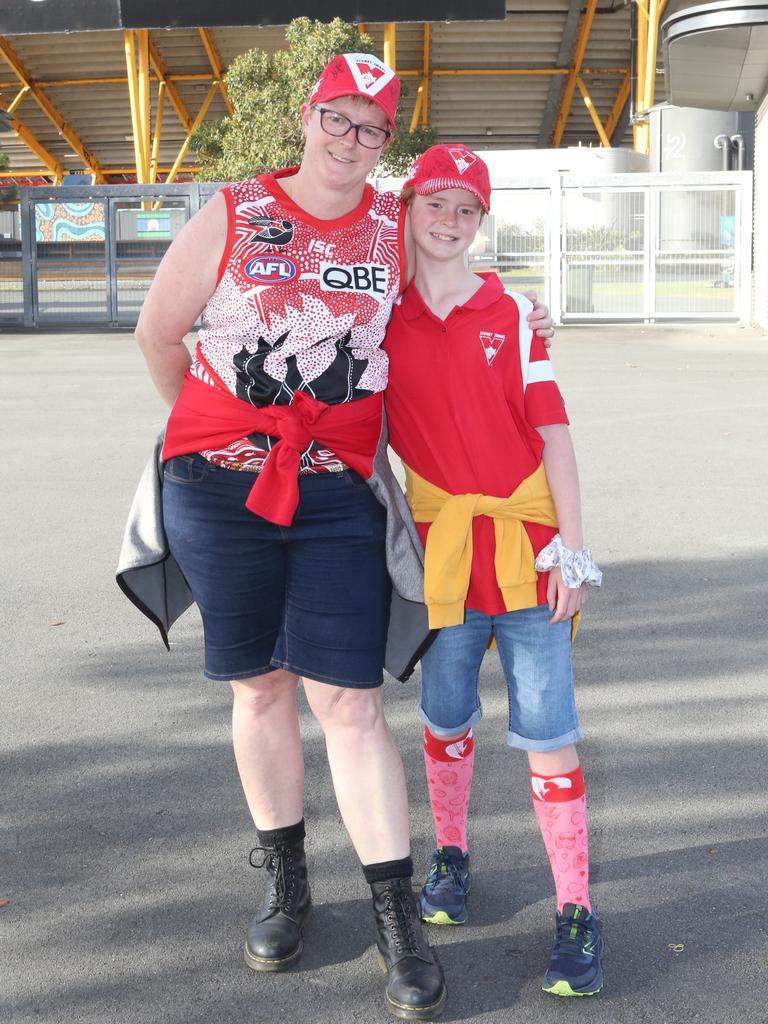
[524,290,554,346]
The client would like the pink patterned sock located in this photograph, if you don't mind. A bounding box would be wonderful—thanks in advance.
[530,766,591,912]
[423,726,475,852]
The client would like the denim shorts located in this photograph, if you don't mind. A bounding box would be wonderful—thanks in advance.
[162,453,391,687]
[419,605,583,752]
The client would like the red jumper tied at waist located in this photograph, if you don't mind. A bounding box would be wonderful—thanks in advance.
[162,372,383,526]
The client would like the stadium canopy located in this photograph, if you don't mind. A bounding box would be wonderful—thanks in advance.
[662,0,768,110]
[0,1,670,185]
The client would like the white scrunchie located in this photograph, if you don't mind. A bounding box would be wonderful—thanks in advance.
[534,534,603,589]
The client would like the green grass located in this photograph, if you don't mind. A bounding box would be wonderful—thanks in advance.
[593,281,733,299]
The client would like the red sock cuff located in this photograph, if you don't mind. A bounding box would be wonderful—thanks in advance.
[423,726,474,762]
[530,766,585,802]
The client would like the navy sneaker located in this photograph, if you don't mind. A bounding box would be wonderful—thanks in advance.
[542,902,604,997]
[418,846,470,925]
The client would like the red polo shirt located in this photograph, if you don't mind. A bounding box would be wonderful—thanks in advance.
[384,272,569,615]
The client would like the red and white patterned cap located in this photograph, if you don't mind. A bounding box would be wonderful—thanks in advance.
[309,53,400,131]
[404,144,491,212]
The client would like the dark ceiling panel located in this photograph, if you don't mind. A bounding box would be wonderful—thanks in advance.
[0,0,121,35]
[0,0,506,35]
[121,0,506,28]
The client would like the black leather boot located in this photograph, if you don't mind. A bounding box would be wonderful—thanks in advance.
[244,838,311,972]
[371,876,446,1020]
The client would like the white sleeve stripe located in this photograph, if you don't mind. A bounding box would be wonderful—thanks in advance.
[527,360,556,384]
[504,290,534,391]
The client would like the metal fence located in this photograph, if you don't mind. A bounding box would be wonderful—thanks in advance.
[0,183,218,329]
[0,172,753,329]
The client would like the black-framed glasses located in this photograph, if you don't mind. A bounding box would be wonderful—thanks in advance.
[312,105,391,150]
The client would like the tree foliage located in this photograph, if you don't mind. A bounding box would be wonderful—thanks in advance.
[192,17,437,182]
[0,146,17,208]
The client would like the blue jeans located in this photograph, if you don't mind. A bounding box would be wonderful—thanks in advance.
[163,454,391,687]
[419,605,583,752]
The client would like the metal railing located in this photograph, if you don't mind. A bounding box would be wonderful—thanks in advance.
[0,173,753,329]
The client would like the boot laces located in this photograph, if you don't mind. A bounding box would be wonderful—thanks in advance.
[249,845,295,911]
[383,884,420,956]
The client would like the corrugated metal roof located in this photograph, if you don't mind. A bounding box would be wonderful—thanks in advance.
[0,9,654,179]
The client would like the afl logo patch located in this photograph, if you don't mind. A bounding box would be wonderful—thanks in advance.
[244,256,297,284]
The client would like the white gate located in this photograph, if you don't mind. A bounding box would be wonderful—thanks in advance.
[0,173,753,328]
[470,170,753,324]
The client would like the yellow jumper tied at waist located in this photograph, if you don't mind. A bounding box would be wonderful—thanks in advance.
[405,462,562,630]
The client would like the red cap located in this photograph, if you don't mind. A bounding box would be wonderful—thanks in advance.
[404,144,491,212]
[309,53,400,131]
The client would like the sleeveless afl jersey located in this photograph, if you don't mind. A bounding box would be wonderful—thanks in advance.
[192,169,405,471]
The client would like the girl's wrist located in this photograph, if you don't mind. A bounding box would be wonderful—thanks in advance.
[534,534,603,589]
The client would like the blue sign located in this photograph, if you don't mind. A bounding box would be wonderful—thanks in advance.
[720,215,736,249]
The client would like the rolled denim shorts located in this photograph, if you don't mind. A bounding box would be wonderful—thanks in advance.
[162,453,391,687]
[419,605,583,752]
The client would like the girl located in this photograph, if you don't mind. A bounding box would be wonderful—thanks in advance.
[384,145,603,998]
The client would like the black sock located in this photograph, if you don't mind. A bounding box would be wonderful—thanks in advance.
[256,818,305,848]
[362,855,413,886]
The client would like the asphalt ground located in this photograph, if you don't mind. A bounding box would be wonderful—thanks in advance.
[2,323,767,1024]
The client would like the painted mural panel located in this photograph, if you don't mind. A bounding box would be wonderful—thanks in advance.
[34,202,105,243]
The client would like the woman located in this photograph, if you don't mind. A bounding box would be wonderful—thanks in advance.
[129,52,553,1021]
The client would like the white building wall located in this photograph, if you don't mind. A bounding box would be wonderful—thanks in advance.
[754,94,768,332]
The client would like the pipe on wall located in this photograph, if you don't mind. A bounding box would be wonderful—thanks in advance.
[714,133,732,170]
[730,133,745,170]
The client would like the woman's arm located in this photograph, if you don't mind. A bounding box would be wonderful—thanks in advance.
[535,423,585,623]
[135,190,227,407]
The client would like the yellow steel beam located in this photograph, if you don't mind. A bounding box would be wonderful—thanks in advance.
[0,103,64,181]
[360,66,626,79]
[164,82,218,185]
[409,85,424,132]
[576,76,611,146]
[149,80,167,207]
[582,67,628,75]
[0,170,56,177]
[0,165,199,178]
[149,39,194,133]
[106,166,199,176]
[0,36,107,181]
[426,66,625,77]
[150,80,166,184]
[383,23,397,71]
[198,27,234,116]
[643,0,660,115]
[137,30,151,183]
[124,31,147,184]
[409,22,431,133]
[551,0,600,147]
[604,69,631,140]
[632,0,664,155]
[7,84,29,113]
[634,0,649,151]
[0,67,627,90]
[433,67,563,76]
[421,23,431,126]
[0,74,219,87]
